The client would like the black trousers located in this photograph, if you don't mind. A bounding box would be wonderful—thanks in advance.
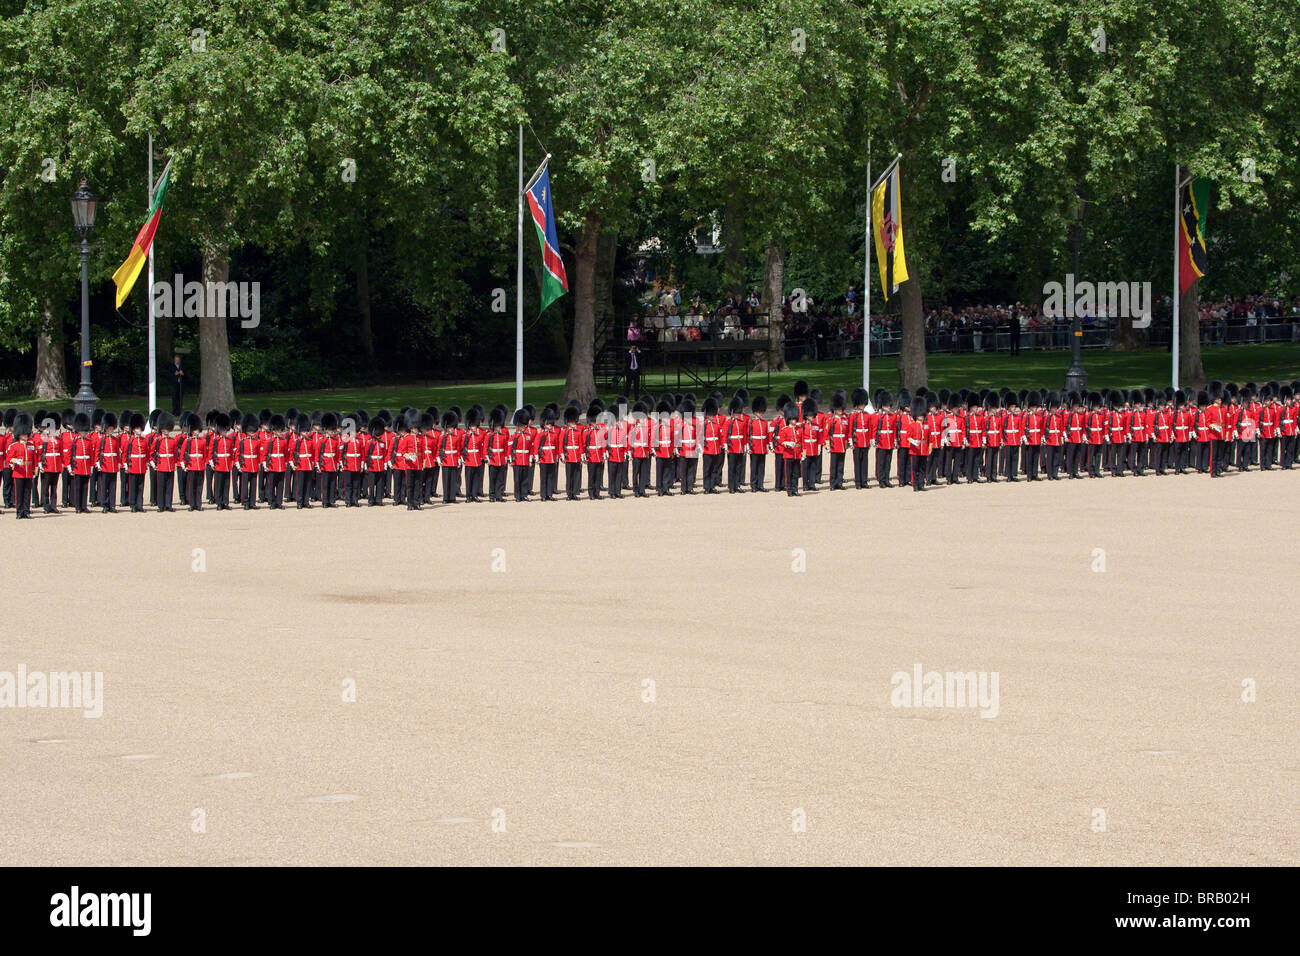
[875,448,893,487]
[148,468,157,506]
[803,453,819,490]
[966,447,982,481]
[73,474,90,512]
[1024,445,1041,480]
[538,462,558,500]
[465,464,485,501]
[212,471,230,509]
[911,454,927,491]
[319,471,338,506]
[155,471,174,510]
[240,471,258,508]
[41,472,60,512]
[63,468,73,506]
[852,447,869,488]
[441,466,460,504]
[2,469,12,508]
[632,457,651,496]
[749,453,766,491]
[607,460,628,498]
[1002,446,1020,480]
[679,457,698,493]
[565,461,583,499]
[267,471,285,507]
[985,446,1000,481]
[512,464,529,501]
[585,461,603,499]
[127,473,146,511]
[1044,445,1061,479]
[784,458,800,494]
[13,476,31,517]
[702,453,723,492]
[828,452,845,489]
[98,472,118,511]
[655,456,676,494]
[726,452,746,491]
[489,464,508,501]
[186,470,204,510]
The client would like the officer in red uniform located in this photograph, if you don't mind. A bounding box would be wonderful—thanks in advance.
[534,406,561,501]
[747,395,770,492]
[849,388,872,489]
[208,412,235,509]
[1259,387,1281,470]
[68,413,95,513]
[459,406,485,502]
[509,408,535,502]
[96,412,122,513]
[1085,392,1106,478]
[178,414,209,511]
[629,401,652,498]
[678,399,700,494]
[983,394,1003,482]
[1153,393,1174,476]
[651,399,677,496]
[262,414,289,506]
[1203,387,1226,476]
[233,414,262,509]
[825,392,850,490]
[906,396,930,492]
[580,404,606,500]
[965,394,986,483]
[1064,393,1085,478]
[38,412,65,513]
[485,408,511,502]
[151,413,180,510]
[5,413,37,518]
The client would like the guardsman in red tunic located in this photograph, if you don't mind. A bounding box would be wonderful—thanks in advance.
[1065,393,1086,478]
[906,396,930,492]
[486,408,512,502]
[604,404,630,499]
[68,413,95,513]
[1085,392,1106,478]
[895,391,912,487]
[723,395,748,493]
[873,391,896,488]
[121,413,152,511]
[700,396,725,493]
[38,412,65,513]
[1204,388,1226,476]
[262,414,289,507]
[652,400,678,496]
[825,392,851,490]
[290,413,316,508]
[0,408,14,510]
[983,394,1003,482]
[234,414,263,509]
[1153,394,1174,476]
[365,419,388,505]
[849,388,872,489]
[1235,391,1258,471]
[59,413,76,507]
[5,413,37,518]
[509,407,535,502]
[534,406,561,501]
[747,395,770,492]
[393,412,420,508]
[679,400,700,494]
[178,414,209,511]
[1258,388,1281,470]
[581,404,606,500]
[1128,393,1149,476]
[151,413,180,511]
[629,402,653,498]
[799,397,820,491]
[437,410,463,504]
[778,402,802,496]
[1020,392,1043,480]
[338,419,366,507]
[965,395,986,482]
[561,404,585,500]
[314,412,340,506]
[937,397,960,484]
[1279,385,1297,469]
[811,389,832,486]
[1043,393,1065,480]
[418,410,440,504]
[461,406,487,502]
[95,412,122,513]
[208,412,235,509]
[1001,399,1023,481]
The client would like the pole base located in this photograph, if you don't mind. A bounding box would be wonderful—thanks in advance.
[1064,366,1088,394]
[73,385,99,418]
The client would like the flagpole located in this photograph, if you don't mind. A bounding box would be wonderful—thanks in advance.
[516,124,524,412]
[1172,163,1180,392]
[147,134,157,423]
[863,137,871,396]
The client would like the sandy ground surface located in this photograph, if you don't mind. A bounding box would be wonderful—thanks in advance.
[1,466,1296,866]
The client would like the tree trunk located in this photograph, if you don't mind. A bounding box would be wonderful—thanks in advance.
[563,209,601,406]
[756,243,788,372]
[898,252,928,390]
[355,245,375,361]
[197,238,237,413]
[593,227,618,352]
[33,297,69,399]
[1178,281,1206,386]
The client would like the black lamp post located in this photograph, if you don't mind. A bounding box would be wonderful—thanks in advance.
[1064,198,1088,394]
[71,178,100,416]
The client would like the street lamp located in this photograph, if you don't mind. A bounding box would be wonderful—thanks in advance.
[71,178,100,416]
[1064,197,1088,394]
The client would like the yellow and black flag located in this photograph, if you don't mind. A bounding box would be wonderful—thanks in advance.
[1178,177,1210,294]
[871,161,909,299]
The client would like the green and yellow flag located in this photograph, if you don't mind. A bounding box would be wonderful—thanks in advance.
[872,161,909,300]
[112,160,171,308]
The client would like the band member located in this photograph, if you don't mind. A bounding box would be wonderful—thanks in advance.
[5,413,37,518]
[96,412,122,513]
[561,405,585,500]
[178,414,209,511]
[724,396,748,492]
[778,403,802,496]
[437,410,462,504]
[630,401,652,497]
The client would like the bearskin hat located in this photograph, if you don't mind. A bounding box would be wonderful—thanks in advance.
[831,389,846,411]
[539,406,557,426]
[415,411,432,431]
[13,412,33,438]
[563,405,579,425]
[851,387,870,407]
[802,397,818,418]
[101,411,118,429]
[727,396,744,415]
[465,406,481,428]
[269,413,286,430]
[491,407,507,428]
[751,395,768,415]
[911,396,928,419]
[586,403,602,423]
[793,379,810,399]
[213,412,231,431]
[632,401,648,417]
[128,412,145,431]
[72,412,91,432]
[702,396,718,416]
[294,413,310,432]
[783,402,799,423]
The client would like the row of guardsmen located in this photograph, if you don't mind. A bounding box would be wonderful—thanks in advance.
[2,379,1297,516]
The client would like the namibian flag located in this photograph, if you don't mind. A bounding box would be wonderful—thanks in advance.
[1178,177,1210,295]
[872,161,909,300]
[112,159,172,309]
[525,163,569,312]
